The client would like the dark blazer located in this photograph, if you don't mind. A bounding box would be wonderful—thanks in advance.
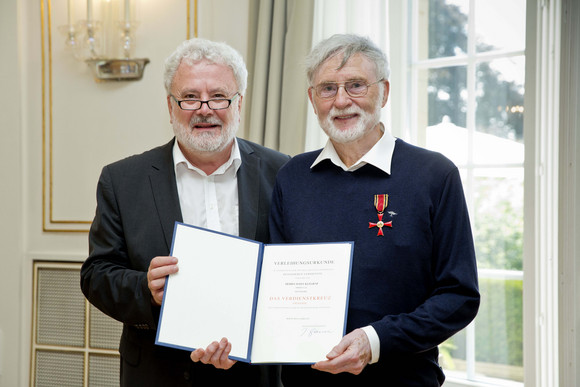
[81,138,290,387]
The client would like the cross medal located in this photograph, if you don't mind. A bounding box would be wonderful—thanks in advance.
[369,194,392,236]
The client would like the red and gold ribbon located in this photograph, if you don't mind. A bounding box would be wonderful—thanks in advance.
[369,194,392,236]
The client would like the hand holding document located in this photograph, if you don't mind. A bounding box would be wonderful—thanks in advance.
[155,222,353,364]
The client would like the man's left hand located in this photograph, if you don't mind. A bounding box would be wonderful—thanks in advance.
[312,328,371,375]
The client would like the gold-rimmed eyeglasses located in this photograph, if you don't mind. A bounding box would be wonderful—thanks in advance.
[312,79,383,99]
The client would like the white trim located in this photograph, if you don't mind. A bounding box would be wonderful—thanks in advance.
[524,0,561,386]
[479,269,523,281]
[412,49,526,70]
[445,377,522,387]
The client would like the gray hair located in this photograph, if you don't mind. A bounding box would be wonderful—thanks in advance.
[305,34,390,85]
[163,38,248,96]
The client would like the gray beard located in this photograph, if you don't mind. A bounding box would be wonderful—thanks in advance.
[319,98,383,144]
[172,109,239,153]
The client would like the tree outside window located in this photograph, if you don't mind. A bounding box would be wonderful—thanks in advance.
[412,0,526,384]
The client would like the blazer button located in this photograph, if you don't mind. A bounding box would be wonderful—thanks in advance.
[183,371,191,381]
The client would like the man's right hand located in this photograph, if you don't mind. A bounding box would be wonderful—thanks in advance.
[190,338,237,370]
[147,256,179,306]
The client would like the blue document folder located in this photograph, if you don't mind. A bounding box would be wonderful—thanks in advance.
[155,222,354,364]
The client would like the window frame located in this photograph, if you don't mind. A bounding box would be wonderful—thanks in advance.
[306,0,565,385]
[407,0,526,385]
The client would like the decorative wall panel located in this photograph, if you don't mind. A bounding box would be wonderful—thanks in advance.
[40,0,196,232]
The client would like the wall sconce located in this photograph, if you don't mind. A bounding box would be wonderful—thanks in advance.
[60,0,149,81]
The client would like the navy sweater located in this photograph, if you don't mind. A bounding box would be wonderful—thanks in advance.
[269,139,480,386]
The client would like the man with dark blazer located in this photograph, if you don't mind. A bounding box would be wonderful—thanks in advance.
[80,38,290,386]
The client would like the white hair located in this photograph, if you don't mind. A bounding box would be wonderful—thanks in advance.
[305,34,390,85]
[163,38,248,95]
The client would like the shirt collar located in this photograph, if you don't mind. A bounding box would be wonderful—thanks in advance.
[311,124,396,174]
[173,138,242,176]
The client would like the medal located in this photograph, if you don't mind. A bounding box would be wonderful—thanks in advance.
[369,194,392,236]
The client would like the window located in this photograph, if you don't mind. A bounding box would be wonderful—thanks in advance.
[411,0,526,384]
[307,1,528,385]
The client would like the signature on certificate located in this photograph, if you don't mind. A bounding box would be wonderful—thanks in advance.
[301,327,333,337]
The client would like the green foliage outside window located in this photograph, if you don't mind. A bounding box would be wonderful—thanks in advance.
[473,176,524,271]
[443,278,523,367]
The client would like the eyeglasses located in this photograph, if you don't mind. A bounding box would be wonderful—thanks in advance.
[312,79,383,99]
[170,92,240,111]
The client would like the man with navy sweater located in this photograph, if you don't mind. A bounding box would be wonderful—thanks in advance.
[270,34,480,386]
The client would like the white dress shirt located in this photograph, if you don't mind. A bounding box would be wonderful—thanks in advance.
[173,139,241,236]
[310,124,397,364]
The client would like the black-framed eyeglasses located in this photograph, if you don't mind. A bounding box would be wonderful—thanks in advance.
[311,79,383,99]
[170,92,240,111]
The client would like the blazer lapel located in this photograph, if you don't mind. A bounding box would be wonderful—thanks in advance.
[149,139,183,251]
[237,140,260,240]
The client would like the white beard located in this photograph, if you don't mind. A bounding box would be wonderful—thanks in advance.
[172,108,239,153]
[319,97,383,144]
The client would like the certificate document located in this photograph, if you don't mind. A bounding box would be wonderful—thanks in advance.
[155,222,353,364]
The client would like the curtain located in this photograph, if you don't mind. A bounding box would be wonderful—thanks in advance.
[244,0,314,155]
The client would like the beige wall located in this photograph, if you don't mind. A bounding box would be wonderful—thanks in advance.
[1,0,24,385]
[0,0,250,385]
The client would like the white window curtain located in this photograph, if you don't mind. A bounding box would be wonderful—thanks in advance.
[304,0,391,152]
